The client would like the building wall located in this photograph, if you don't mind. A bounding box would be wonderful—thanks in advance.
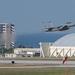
[5,53,16,57]
[14,48,40,54]
[39,42,75,58]
[50,46,75,57]
[40,43,49,57]
[14,48,41,57]
[39,42,52,57]
[0,23,14,49]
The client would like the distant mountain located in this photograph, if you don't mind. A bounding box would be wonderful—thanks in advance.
[14,33,66,48]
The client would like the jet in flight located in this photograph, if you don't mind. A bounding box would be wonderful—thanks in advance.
[43,22,75,32]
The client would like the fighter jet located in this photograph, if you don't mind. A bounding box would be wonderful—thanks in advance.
[43,22,75,32]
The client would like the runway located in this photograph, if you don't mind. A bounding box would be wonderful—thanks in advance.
[0,60,75,68]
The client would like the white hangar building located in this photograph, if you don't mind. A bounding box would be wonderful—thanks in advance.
[40,33,75,58]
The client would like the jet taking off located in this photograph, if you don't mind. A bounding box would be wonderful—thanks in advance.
[43,22,75,32]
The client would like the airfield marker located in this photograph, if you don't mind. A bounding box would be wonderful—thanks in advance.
[62,56,68,75]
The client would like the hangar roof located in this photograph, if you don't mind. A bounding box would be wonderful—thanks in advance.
[52,33,75,46]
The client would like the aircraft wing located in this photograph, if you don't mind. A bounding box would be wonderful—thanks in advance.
[44,27,59,32]
[57,22,75,31]
[66,22,75,27]
[67,24,75,27]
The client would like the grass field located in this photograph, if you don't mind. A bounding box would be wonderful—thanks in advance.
[0,68,75,75]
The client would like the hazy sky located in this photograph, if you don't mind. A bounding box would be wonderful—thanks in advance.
[0,0,75,35]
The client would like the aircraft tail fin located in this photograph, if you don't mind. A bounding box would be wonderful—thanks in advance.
[43,21,54,29]
[42,21,55,32]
